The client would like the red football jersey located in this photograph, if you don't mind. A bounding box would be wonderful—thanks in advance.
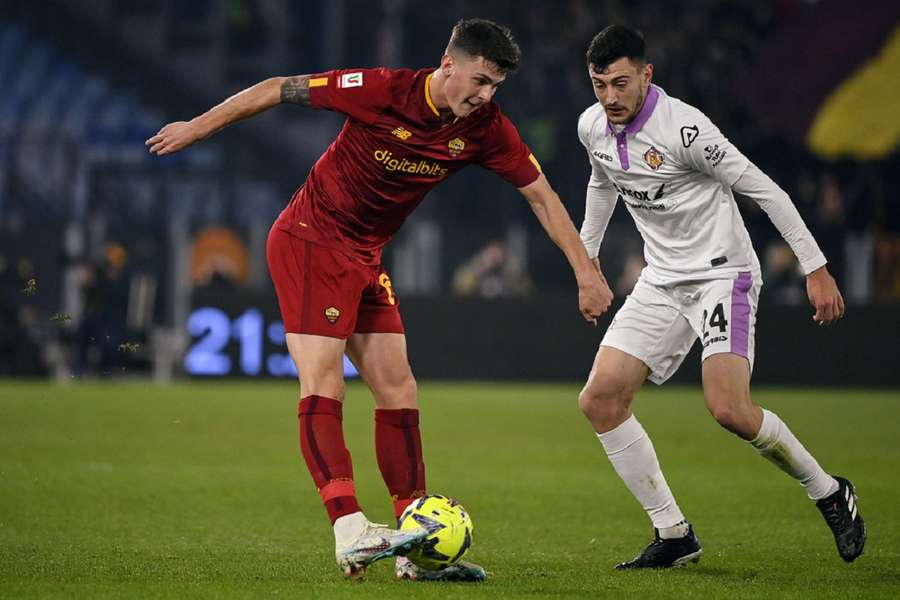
[273,67,542,265]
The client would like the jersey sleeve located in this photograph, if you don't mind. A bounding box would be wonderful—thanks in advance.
[577,103,601,149]
[478,113,542,188]
[581,167,616,259]
[671,104,749,187]
[307,68,393,125]
[733,163,827,274]
[577,105,616,257]
[576,104,608,179]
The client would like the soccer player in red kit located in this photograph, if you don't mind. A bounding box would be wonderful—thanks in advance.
[147,18,613,581]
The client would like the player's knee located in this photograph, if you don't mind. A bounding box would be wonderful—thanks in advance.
[709,403,737,429]
[372,367,417,409]
[708,401,753,437]
[290,348,347,400]
[398,371,417,401]
[300,384,345,402]
[577,386,597,416]
[578,377,630,426]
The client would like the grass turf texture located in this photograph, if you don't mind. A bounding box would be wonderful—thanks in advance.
[1,381,898,599]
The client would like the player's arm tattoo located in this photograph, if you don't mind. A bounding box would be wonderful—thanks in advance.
[280,75,311,106]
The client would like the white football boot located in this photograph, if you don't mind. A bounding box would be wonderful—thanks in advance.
[335,521,428,579]
[395,556,487,582]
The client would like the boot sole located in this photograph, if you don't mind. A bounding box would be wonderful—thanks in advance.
[340,529,428,579]
[672,549,703,567]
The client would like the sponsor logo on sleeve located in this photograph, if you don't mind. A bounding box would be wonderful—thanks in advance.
[339,72,363,88]
[680,125,699,147]
[643,146,665,170]
[704,144,727,167]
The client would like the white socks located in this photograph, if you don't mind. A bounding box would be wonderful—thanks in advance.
[750,409,838,500]
[597,415,686,530]
[333,511,368,550]
[659,520,690,540]
[596,409,837,537]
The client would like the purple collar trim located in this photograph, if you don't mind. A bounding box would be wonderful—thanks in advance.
[605,85,660,136]
[605,85,659,171]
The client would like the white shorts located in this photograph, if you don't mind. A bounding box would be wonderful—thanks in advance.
[601,272,761,384]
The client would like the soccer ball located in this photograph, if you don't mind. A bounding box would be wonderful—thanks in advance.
[399,494,474,570]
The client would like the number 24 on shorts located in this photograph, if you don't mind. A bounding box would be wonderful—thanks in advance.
[702,303,728,340]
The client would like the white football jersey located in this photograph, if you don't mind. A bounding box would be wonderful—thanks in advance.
[578,85,760,285]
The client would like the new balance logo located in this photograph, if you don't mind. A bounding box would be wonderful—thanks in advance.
[391,127,412,140]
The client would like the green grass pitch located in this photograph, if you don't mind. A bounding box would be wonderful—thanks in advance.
[1,381,899,598]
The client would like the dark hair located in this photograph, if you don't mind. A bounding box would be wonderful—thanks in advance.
[447,18,521,73]
[586,25,646,72]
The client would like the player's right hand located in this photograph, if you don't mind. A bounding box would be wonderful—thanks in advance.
[145,121,205,156]
[578,265,613,325]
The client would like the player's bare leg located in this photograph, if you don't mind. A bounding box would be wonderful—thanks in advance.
[286,333,426,578]
[347,333,417,410]
[287,333,348,401]
[579,346,646,431]
[699,353,760,440]
[580,346,701,569]
[702,353,865,561]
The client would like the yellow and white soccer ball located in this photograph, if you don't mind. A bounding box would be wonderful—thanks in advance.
[399,494,474,570]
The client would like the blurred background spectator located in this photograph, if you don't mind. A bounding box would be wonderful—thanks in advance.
[452,239,533,299]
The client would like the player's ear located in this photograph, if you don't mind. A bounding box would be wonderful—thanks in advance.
[440,54,454,76]
[643,62,654,85]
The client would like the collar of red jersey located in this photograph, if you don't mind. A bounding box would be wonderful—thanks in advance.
[424,72,463,125]
[424,72,441,118]
[605,84,660,136]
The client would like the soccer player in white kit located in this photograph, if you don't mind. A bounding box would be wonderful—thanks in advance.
[576,25,866,569]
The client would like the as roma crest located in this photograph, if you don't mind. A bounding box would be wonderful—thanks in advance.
[448,137,466,157]
[324,306,341,324]
[643,146,665,170]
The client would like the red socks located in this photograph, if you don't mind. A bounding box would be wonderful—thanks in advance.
[297,397,426,524]
[375,408,426,520]
[298,395,361,524]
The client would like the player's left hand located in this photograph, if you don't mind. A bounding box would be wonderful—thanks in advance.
[806,266,844,326]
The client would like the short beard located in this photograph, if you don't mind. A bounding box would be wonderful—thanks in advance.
[626,86,647,123]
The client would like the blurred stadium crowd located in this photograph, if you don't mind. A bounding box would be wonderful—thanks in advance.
[0,0,897,376]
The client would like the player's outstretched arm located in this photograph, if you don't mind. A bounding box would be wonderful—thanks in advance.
[731,163,844,325]
[518,174,613,323]
[145,75,314,156]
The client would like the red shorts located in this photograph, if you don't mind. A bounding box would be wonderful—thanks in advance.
[266,226,404,338]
